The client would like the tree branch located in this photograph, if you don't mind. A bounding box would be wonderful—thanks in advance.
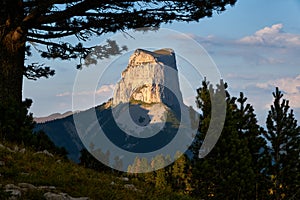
[28,30,78,39]
[36,0,104,25]
[22,0,236,63]
[24,63,55,80]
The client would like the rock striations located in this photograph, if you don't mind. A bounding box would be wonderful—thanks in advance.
[113,48,183,107]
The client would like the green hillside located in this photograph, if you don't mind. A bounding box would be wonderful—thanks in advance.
[0,142,194,200]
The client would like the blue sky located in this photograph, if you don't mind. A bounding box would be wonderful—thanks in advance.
[23,0,300,125]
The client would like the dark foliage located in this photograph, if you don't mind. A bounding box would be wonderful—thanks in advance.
[0,98,35,142]
[190,80,257,199]
[0,98,67,158]
[31,130,68,158]
[79,148,111,172]
[264,87,300,200]
[0,0,237,79]
[24,63,55,80]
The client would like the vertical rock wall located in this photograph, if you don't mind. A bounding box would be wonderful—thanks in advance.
[113,48,182,107]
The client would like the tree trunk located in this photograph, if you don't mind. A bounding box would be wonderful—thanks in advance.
[0,0,26,106]
[0,0,27,138]
[0,29,25,106]
[0,28,26,139]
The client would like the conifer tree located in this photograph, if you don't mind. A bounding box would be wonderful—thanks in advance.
[264,87,300,200]
[191,80,256,199]
[234,92,269,199]
[155,169,168,189]
[127,157,141,174]
[79,148,109,171]
[113,156,123,172]
[171,151,193,194]
[190,80,214,159]
[151,154,169,190]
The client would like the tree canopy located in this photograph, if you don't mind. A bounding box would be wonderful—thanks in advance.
[2,0,237,70]
[264,87,300,199]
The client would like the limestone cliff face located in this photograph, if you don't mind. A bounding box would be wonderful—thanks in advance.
[113,48,183,107]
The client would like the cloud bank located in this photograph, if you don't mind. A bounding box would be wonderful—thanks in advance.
[238,23,300,48]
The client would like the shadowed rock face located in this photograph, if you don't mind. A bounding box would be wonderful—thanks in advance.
[112,48,183,108]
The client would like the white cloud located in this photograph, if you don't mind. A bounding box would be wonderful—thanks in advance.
[256,23,283,36]
[256,75,300,108]
[238,24,300,48]
[56,84,115,97]
[185,26,298,66]
[95,84,115,96]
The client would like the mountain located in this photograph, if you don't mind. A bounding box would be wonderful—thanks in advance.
[113,48,182,107]
[35,113,84,162]
[35,48,196,170]
[34,111,73,123]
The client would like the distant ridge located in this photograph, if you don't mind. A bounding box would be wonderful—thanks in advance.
[34,111,73,123]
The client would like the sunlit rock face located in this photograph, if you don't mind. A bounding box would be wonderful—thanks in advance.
[112,48,183,107]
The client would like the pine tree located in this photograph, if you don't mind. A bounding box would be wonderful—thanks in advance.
[79,148,110,171]
[128,157,141,174]
[234,92,269,199]
[155,169,168,190]
[264,87,300,200]
[151,154,169,190]
[189,79,214,160]
[191,80,256,199]
[113,156,123,172]
[171,151,193,194]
